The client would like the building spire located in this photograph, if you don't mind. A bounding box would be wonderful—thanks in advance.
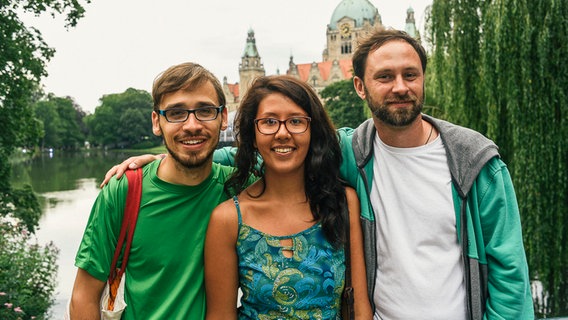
[239,28,265,101]
[242,28,260,58]
[405,6,420,39]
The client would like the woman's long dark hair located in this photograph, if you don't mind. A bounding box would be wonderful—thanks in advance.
[225,75,347,247]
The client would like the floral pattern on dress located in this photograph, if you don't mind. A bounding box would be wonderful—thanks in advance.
[236,212,345,320]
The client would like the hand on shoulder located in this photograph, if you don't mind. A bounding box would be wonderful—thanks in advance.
[99,154,165,188]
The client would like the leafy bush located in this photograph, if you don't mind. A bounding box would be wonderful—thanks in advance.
[0,218,58,320]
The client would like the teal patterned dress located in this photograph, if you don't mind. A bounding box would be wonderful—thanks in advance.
[233,197,345,319]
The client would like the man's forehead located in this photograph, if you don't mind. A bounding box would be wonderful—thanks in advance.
[368,41,421,67]
[161,83,219,106]
[372,39,415,55]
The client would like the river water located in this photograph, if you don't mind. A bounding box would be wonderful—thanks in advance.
[11,150,141,319]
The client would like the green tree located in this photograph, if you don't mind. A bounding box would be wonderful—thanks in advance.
[321,79,368,129]
[1,1,89,318]
[1,0,90,227]
[118,108,150,146]
[54,96,86,149]
[33,101,60,149]
[428,0,487,133]
[428,0,568,316]
[34,95,86,150]
[85,88,158,148]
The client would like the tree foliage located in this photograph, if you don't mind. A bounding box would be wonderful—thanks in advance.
[321,79,369,129]
[34,95,87,150]
[428,0,568,316]
[0,0,88,317]
[0,0,90,228]
[85,88,159,148]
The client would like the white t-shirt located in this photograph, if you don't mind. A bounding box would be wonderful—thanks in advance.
[370,133,466,320]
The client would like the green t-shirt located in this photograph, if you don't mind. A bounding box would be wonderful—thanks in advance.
[75,159,234,319]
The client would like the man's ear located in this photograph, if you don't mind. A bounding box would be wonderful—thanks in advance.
[152,111,162,136]
[220,107,228,131]
[353,76,366,100]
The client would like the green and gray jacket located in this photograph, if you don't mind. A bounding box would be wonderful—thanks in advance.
[337,115,534,320]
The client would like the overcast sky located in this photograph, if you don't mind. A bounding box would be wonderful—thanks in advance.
[24,0,432,113]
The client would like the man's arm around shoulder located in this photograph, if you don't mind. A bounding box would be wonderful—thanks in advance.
[69,268,106,319]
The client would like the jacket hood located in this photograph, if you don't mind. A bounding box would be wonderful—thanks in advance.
[352,115,500,197]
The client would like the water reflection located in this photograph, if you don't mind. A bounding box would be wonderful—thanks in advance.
[12,150,139,193]
[36,179,100,317]
[11,150,142,318]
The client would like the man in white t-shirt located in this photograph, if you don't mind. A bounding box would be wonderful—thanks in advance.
[336,28,534,319]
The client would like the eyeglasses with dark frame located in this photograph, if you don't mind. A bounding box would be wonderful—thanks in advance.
[158,105,224,123]
[254,117,312,135]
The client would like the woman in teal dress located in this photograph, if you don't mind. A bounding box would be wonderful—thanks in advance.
[204,75,372,319]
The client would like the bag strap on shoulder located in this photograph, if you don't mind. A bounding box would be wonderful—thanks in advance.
[108,168,143,283]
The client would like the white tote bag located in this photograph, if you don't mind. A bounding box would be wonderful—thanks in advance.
[63,273,126,320]
[100,272,127,320]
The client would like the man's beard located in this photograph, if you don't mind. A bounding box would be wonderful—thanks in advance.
[366,88,423,127]
[163,135,219,170]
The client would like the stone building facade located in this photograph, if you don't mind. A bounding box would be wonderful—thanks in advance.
[222,0,419,112]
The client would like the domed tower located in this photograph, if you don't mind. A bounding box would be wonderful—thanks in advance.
[404,6,420,40]
[238,28,265,100]
[323,0,382,62]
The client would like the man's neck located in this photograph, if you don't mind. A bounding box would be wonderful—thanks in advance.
[156,157,213,186]
[373,115,432,148]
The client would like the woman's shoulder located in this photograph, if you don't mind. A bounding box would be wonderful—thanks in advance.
[210,197,239,224]
[214,196,238,211]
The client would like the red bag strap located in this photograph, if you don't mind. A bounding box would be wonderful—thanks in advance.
[108,168,142,283]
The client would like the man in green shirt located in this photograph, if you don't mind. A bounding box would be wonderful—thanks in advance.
[69,62,232,319]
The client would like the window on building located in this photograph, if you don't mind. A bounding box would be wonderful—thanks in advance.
[341,43,352,54]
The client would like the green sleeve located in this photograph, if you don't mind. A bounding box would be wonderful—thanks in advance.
[74,177,128,281]
[213,146,265,174]
[336,127,358,187]
[213,146,238,166]
[475,159,534,319]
